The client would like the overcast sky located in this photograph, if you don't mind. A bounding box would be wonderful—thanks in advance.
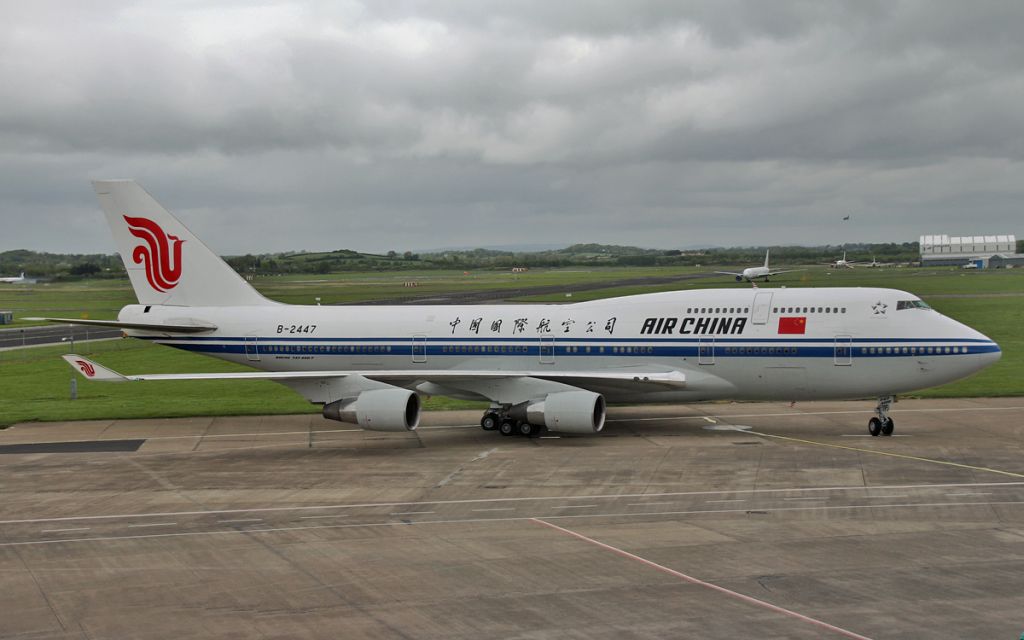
[2,1,1022,255]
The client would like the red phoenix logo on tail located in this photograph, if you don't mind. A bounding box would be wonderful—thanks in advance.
[123,215,184,292]
[75,360,96,377]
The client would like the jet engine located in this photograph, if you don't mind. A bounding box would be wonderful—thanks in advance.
[510,391,606,434]
[322,389,421,431]
[735,275,743,282]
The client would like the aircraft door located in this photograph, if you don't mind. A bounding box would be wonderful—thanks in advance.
[244,337,260,362]
[412,335,427,363]
[751,292,773,325]
[834,335,852,366]
[698,337,715,365]
[539,336,555,364]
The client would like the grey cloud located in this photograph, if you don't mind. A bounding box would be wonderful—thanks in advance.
[0,1,1022,254]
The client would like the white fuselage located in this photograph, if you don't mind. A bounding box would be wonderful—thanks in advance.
[740,266,771,281]
[123,287,1000,404]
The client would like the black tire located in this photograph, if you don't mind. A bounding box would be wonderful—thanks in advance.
[480,413,499,431]
[868,417,882,437]
[881,417,894,436]
[518,422,536,437]
[498,420,516,436]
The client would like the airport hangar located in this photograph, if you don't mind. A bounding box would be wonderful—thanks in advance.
[919,233,1024,268]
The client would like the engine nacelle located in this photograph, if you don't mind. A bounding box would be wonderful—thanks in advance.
[510,391,606,434]
[322,389,421,432]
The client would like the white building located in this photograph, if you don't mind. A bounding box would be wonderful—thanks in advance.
[919,234,1022,267]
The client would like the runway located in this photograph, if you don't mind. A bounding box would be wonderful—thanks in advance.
[1,399,1022,638]
[0,324,121,350]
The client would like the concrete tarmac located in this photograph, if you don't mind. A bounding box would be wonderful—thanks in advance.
[1,398,1022,639]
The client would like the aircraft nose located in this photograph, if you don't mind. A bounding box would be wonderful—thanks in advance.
[966,328,1001,371]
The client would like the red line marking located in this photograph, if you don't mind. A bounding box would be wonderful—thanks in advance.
[530,518,873,640]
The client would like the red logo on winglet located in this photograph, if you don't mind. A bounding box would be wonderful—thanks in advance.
[75,360,96,377]
[124,215,184,292]
[778,317,807,335]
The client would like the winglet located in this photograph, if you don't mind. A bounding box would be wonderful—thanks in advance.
[62,355,127,382]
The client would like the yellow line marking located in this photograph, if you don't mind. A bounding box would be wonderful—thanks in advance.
[748,431,1024,479]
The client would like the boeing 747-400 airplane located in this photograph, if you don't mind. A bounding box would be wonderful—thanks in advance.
[41,181,1000,438]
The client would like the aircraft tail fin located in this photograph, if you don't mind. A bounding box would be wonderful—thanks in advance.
[93,180,274,308]
[764,249,770,268]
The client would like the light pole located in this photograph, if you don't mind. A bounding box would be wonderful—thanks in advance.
[62,335,76,400]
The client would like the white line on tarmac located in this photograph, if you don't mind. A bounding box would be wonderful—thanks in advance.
[390,511,434,516]
[531,518,874,640]
[627,502,673,506]
[472,508,515,512]
[127,522,177,528]
[552,505,597,509]
[785,497,826,501]
[41,528,90,534]
[3,481,1022,526]
[947,492,993,497]
[4,500,1023,548]
[0,425,479,446]
[299,514,350,520]
[865,495,910,499]
[706,499,746,503]
[607,406,1024,422]
[217,518,263,524]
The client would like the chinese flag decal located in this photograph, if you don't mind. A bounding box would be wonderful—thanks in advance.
[778,316,807,335]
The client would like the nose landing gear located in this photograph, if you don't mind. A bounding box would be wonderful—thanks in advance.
[868,396,895,436]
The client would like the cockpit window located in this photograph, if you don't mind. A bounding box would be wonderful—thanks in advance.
[896,300,931,310]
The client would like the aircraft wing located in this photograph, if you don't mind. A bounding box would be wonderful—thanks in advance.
[713,271,743,277]
[26,317,217,333]
[62,355,686,389]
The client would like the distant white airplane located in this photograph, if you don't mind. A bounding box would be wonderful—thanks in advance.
[34,180,1001,439]
[827,252,860,269]
[865,256,894,268]
[714,250,802,283]
[0,272,26,284]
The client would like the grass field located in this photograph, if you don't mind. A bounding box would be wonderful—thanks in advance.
[0,266,1020,427]
[0,266,696,327]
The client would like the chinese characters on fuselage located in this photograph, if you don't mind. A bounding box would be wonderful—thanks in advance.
[449,316,619,335]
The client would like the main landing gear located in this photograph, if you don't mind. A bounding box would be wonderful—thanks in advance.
[868,395,895,437]
[480,408,544,438]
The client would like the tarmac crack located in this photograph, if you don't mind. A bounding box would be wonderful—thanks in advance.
[13,548,68,632]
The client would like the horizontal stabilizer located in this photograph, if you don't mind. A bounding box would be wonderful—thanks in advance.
[25,317,217,333]
[62,355,128,381]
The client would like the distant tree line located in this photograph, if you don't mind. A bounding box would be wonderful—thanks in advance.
[0,241,936,280]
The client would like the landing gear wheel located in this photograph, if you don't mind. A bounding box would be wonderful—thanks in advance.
[868,417,882,437]
[480,412,499,431]
[518,422,538,437]
[498,420,516,436]
[881,417,894,436]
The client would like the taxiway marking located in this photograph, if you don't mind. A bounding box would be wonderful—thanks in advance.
[607,406,1024,423]
[3,481,1023,526]
[530,518,874,640]
[746,430,1024,479]
[2,499,1022,548]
